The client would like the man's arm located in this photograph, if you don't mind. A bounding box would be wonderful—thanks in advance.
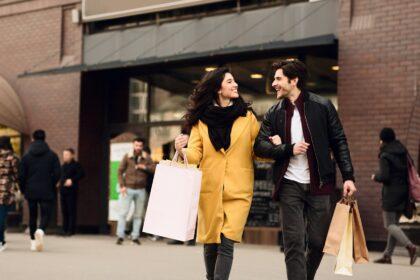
[117,155,128,187]
[326,100,355,182]
[253,107,294,161]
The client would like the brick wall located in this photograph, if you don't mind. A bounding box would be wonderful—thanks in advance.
[338,0,420,241]
[0,0,82,225]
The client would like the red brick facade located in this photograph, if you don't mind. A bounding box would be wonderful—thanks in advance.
[0,0,83,224]
[338,0,420,241]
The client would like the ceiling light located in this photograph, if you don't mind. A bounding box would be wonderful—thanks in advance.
[250,74,263,79]
[332,66,340,71]
[205,67,216,72]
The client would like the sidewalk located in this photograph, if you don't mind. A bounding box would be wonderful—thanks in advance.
[0,233,418,280]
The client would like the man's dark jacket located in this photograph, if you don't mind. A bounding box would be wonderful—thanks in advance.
[19,140,61,201]
[254,91,354,197]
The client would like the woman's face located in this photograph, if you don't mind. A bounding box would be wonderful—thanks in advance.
[218,73,239,99]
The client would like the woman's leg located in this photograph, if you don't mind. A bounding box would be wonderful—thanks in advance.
[384,211,413,252]
[382,211,398,257]
[204,243,218,280]
[214,234,235,280]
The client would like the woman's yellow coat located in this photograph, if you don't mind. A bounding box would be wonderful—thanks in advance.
[184,111,260,244]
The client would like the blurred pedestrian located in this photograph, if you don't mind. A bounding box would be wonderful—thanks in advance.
[0,136,19,252]
[116,137,155,245]
[175,67,259,280]
[59,148,84,237]
[19,130,61,252]
[372,127,417,265]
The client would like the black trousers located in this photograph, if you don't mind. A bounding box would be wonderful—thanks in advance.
[28,200,53,240]
[204,234,235,280]
[60,190,78,234]
[279,179,331,280]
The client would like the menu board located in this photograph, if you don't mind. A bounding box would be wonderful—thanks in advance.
[246,162,280,227]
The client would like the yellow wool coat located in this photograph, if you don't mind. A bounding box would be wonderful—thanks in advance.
[184,111,260,244]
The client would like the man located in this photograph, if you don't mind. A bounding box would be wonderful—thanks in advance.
[59,148,85,237]
[19,130,61,252]
[116,137,155,245]
[254,59,357,280]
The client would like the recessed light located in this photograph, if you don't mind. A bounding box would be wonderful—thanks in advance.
[332,66,339,71]
[250,74,263,79]
[205,67,217,72]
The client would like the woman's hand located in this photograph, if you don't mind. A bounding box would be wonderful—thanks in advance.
[269,135,282,145]
[175,134,189,152]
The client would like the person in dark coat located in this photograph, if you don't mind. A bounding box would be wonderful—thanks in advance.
[19,130,61,252]
[372,127,417,265]
[59,148,84,236]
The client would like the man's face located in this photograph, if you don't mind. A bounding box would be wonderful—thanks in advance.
[272,69,297,99]
[133,141,144,154]
[63,151,74,163]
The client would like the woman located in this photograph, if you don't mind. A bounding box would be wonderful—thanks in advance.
[175,67,260,280]
[371,127,417,265]
[0,136,19,252]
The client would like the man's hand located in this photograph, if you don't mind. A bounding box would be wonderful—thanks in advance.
[120,186,127,197]
[371,174,375,181]
[293,142,310,155]
[136,164,147,170]
[64,179,72,187]
[175,134,189,152]
[269,135,282,145]
[343,180,357,197]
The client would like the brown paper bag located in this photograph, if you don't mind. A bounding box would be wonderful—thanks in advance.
[334,213,354,276]
[352,201,369,263]
[323,200,351,256]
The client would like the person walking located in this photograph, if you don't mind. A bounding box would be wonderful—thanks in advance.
[372,127,417,265]
[116,137,155,245]
[59,148,85,236]
[175,67,260,280]
[19,130,61,252]
[254,59,357,280]
[0,136,19,252]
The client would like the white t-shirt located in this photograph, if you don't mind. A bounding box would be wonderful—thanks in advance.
[284,106,310,184]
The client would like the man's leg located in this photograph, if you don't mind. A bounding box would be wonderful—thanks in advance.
[0,205,9,243]
[279,180,307,280]
[68,191,78,235]
[116,189,133,239]
[27,200,38,240]
[306,194,331,280]
[61,193,69,234]
[131,189,146,240]
[39,200,53,232]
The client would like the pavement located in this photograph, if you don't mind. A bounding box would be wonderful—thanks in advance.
[0,233,418,280]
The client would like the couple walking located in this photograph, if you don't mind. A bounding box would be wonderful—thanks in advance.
[175,59,357,280]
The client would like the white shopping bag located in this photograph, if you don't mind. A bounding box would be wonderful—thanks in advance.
[142,152,202,241]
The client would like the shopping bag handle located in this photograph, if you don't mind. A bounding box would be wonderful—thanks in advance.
[171,151,189,167]
[339,195,356,205]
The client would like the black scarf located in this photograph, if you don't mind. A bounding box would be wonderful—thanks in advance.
[200,100,248,151]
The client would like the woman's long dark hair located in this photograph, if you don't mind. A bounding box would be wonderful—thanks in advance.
[183,67,250,131]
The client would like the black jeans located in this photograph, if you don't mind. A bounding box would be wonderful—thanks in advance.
[60,190,78,234]
[279,179,331,280]
[28,200,53,240]
[204,235,235,280]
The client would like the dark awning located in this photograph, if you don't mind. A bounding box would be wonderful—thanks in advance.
[20,0,338,77]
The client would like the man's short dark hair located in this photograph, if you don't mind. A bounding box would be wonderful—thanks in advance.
[64,148,75,155]
[272,59,308,91]
[380,128,396,143]
[32,129,46,141]
[133,137,145,144]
